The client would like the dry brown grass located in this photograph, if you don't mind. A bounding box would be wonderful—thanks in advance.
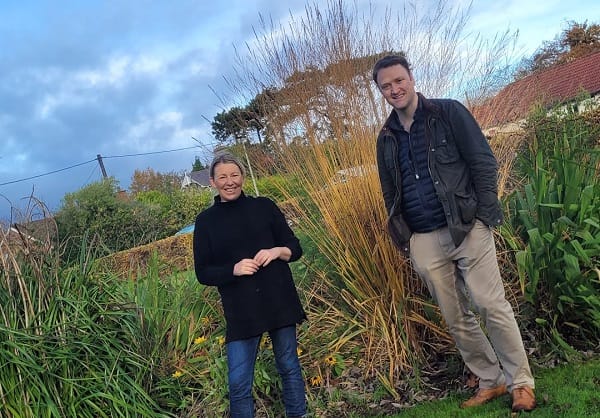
[489,130,528,200]
[96,233,193,279]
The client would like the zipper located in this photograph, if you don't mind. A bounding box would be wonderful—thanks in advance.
[426,117,435,183]
[407,131,420,180]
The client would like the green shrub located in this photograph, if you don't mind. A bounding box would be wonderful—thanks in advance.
[55,179,166,263]
[501,103,600,351]
[135,188,214,231]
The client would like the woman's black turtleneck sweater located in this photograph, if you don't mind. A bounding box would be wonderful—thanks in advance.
[193,192,306,342]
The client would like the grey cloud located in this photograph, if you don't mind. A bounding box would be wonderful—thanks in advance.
[0,0,366,221]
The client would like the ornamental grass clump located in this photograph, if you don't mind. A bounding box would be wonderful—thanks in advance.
[0,202,170,417]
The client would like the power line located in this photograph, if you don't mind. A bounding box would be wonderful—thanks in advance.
[103,146,199,159]
[0,145,202,187]
[0,159,97,186]
[82,163,100,186]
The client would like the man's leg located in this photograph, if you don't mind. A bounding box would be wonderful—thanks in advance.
[270,326,307,418]
[227,335,261,418]
[410,227,505,389]
[457,221,534,390]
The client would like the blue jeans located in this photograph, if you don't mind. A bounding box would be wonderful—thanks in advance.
[226,325,306,418]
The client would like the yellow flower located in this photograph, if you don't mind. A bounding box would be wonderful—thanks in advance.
[324,355,337,366]
[296,347,303,356]
[194,336,207,345]
[260,335,272,349]
[310,375,323,386]
[217,335,225,345]
[201,316,210,325]
[172,370,183,378]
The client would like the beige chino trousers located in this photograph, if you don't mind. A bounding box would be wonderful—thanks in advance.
[409,220,534,391]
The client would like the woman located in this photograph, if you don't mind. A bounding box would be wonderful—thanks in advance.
[193,153,307,418]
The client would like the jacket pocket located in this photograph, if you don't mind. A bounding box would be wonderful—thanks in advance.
[387,213,411,255]
[455,191,477,224]
[434,138,460,164]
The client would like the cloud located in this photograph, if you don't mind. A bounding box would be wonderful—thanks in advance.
[1,0,596,221]
[0,1,300,220]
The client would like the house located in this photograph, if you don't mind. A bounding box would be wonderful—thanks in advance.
[181,169,211,189]
[332,165,377,184]
[12,217,57,243]
[471,51,600,134]
[1,217,56,258]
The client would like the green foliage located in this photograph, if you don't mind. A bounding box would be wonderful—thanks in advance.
[211,89,276,145]
[501,104,600,349]
[169,188,214,227]
[136,188,213,231]
[119,255,228,415]
[0,260,172,417]
[55,178,166,263]
[212,107,251,144]
[56,177,214,264]
[4,199,600,416]
[135,189,173,209]
[192,156,205,171]
[252,174,298,202]
[119,255,309,416]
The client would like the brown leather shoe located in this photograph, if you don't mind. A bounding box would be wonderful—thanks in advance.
[512,386,536,412]
[460,384,508,408]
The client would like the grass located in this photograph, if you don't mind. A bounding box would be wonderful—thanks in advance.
[2,201,600,417]
[379,359,600,418]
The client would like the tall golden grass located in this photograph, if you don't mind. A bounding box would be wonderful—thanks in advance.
[220,0,521,387]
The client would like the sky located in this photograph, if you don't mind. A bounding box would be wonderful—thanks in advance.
[0,0,597,222]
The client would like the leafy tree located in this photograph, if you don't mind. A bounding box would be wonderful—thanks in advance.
[129,168,182,196]
[211,106,249,144]
[55,178,165,263]
[135,187,213,232]
[169,188,214,227]
[514,21,600,79]
[192,156,206,171]
[211,52,391,174]
[268,52,395,144]
[211,89,277,146]
[561,21,600,60]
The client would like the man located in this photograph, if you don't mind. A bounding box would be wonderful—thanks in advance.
[373,55,536,412]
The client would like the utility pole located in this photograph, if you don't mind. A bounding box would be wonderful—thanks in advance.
[242,142,259,197]
[97,154,108,178]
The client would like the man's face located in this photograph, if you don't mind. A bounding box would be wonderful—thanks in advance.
[376,64,417,112]
[210,162,244,202]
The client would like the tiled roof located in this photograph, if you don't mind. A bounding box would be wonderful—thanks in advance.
[472,51,600,129]
[181,169,211,188]
[190,169,210,186]
[14,217,57,241]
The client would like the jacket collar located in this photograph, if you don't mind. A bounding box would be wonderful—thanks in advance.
[382,93,426,134]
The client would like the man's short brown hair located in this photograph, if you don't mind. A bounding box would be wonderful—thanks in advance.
[372,55,411,84]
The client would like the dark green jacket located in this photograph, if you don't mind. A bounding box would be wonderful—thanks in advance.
[376,93,503,252]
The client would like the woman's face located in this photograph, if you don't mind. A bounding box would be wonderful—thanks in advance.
[210,162,244,202]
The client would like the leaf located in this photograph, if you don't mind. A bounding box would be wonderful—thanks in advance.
[570,240,591,264]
